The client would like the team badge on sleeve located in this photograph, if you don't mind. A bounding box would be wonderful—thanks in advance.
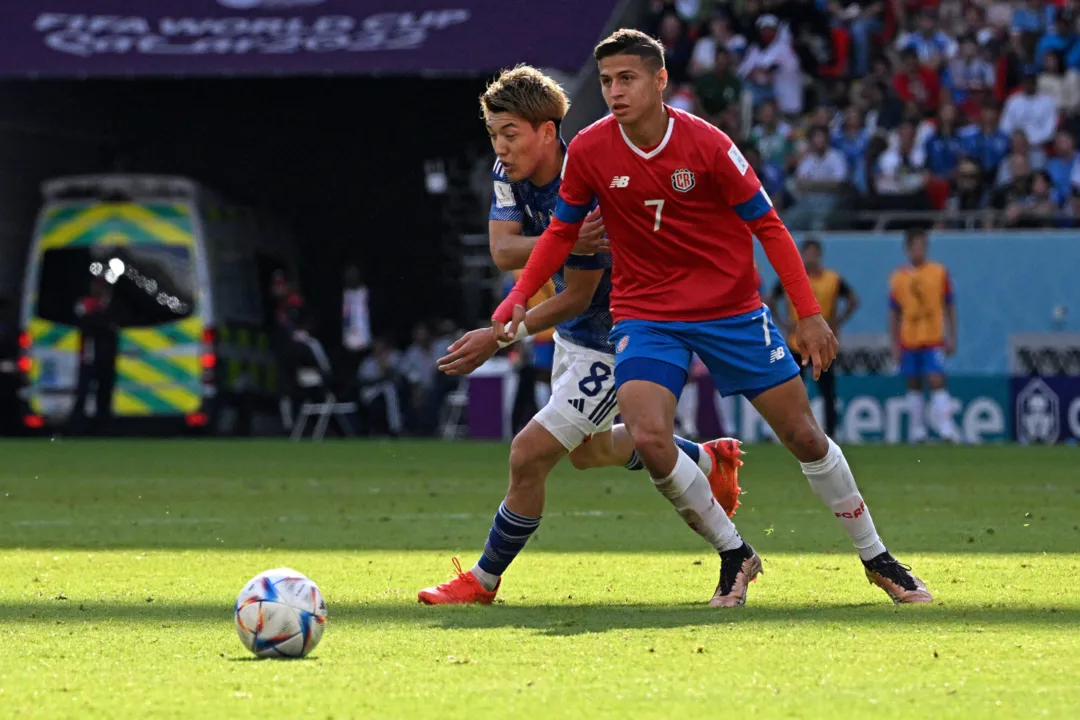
[727,145,749,175]
[493,181,515,208]
[616,336,629,353]
[671,168,696,193]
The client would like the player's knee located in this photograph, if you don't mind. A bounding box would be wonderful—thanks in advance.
[507,431,558,490]
[627,422,672,466]
[777,420,829,460]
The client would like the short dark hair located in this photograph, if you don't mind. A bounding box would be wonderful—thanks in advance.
[594,29,665,72]
[905,228,927,247]
[801,238,823,253]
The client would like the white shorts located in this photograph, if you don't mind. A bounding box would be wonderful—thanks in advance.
[534,333,619,451]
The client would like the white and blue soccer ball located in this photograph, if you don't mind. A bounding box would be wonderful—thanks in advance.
[234,568,327,658]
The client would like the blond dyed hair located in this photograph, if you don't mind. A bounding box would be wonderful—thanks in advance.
[480,65,570,128]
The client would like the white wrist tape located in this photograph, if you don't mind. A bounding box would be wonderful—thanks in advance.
[496,321,530,349]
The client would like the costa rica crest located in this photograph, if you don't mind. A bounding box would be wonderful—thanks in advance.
[671,168,696,192]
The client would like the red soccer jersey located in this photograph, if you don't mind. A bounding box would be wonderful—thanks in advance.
[556,107,813,323]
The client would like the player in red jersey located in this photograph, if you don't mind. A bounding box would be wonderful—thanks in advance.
[493,30,931,607]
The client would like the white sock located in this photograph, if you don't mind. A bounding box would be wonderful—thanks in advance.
[470,565,500,591]
[907,391,926,440]
[930,389,960,441]
[652,449,742,552]
[534,382,551,411]
[696,447,713,476]
[801,438,887,561]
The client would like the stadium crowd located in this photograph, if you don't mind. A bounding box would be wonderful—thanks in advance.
[643,0,1080,228]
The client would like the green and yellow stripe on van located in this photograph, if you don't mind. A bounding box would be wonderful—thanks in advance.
[37,202,194,249]
[113,316,203,416]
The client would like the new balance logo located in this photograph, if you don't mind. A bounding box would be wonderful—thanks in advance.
[769,347,786,363]
[610,176,630,188]
[568,398,586,413]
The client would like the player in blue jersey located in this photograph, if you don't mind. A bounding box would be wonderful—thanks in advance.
[418,65,744,605]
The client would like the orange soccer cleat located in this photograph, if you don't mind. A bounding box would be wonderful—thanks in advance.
[418,557,500,605]
[703,438,744,517]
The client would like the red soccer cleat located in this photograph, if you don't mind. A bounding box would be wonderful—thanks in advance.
[418,557,500,605]
[703,438,744,517]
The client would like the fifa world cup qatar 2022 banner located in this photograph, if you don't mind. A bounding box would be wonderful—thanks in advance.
[0,0,621,77]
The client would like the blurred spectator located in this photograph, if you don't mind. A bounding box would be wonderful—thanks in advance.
[960,100,1011,182]
[744,144,789,208]
[658,13,695,86]
[895,10,958,68]
[873,120,932,207]
[946,157,990,219]
[833,107,871,192]
[695,48,743,117]
[690,10,747,76]
[991,153,1033,213]
[666,83,698,112]
[739,15,804,116]
[845,0,886,78]
[272,269,304,336]
[1046,130,1080,198]
[958,4,996,47]
[284,311,338,432]
[400,322,438,435]
[1011,0,1054,36]
[771,0,833,79]
[341,264,371,378]
[945,35,995,106]
[1000,66,1058,146]
[788,125,848,229]
[924,102,964,178]
[894,48,941,114]
[748,100,794,169]
[1035,15,1074,70]
[357,337,404,437]
[997,129,1047,185]
[68,279,117,436]
[1037,50,1080,115]
[1002,29,1035,94]
[1003,169,1063,227]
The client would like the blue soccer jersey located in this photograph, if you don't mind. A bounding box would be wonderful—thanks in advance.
[489,154,614,354]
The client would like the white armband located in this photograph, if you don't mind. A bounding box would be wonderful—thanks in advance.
[496,321,530,349]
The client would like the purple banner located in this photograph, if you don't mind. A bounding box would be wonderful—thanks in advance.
[0,1,619,77]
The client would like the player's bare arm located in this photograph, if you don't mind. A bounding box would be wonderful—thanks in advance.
[489,211,607,271]
[441,268,603,376]
[888,304,902,363]
[835,283,860,330]
[944,301,958,355]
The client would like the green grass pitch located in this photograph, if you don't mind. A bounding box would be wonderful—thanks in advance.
[0,440,1077,718]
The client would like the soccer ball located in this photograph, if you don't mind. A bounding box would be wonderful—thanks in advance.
[234,567,327,658]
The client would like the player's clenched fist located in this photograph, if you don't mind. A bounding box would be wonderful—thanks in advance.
[795,313,839,381]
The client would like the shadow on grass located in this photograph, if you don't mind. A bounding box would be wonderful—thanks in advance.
[3,599,1077,636]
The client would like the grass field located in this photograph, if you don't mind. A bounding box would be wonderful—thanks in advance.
[0,440,1077,719]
